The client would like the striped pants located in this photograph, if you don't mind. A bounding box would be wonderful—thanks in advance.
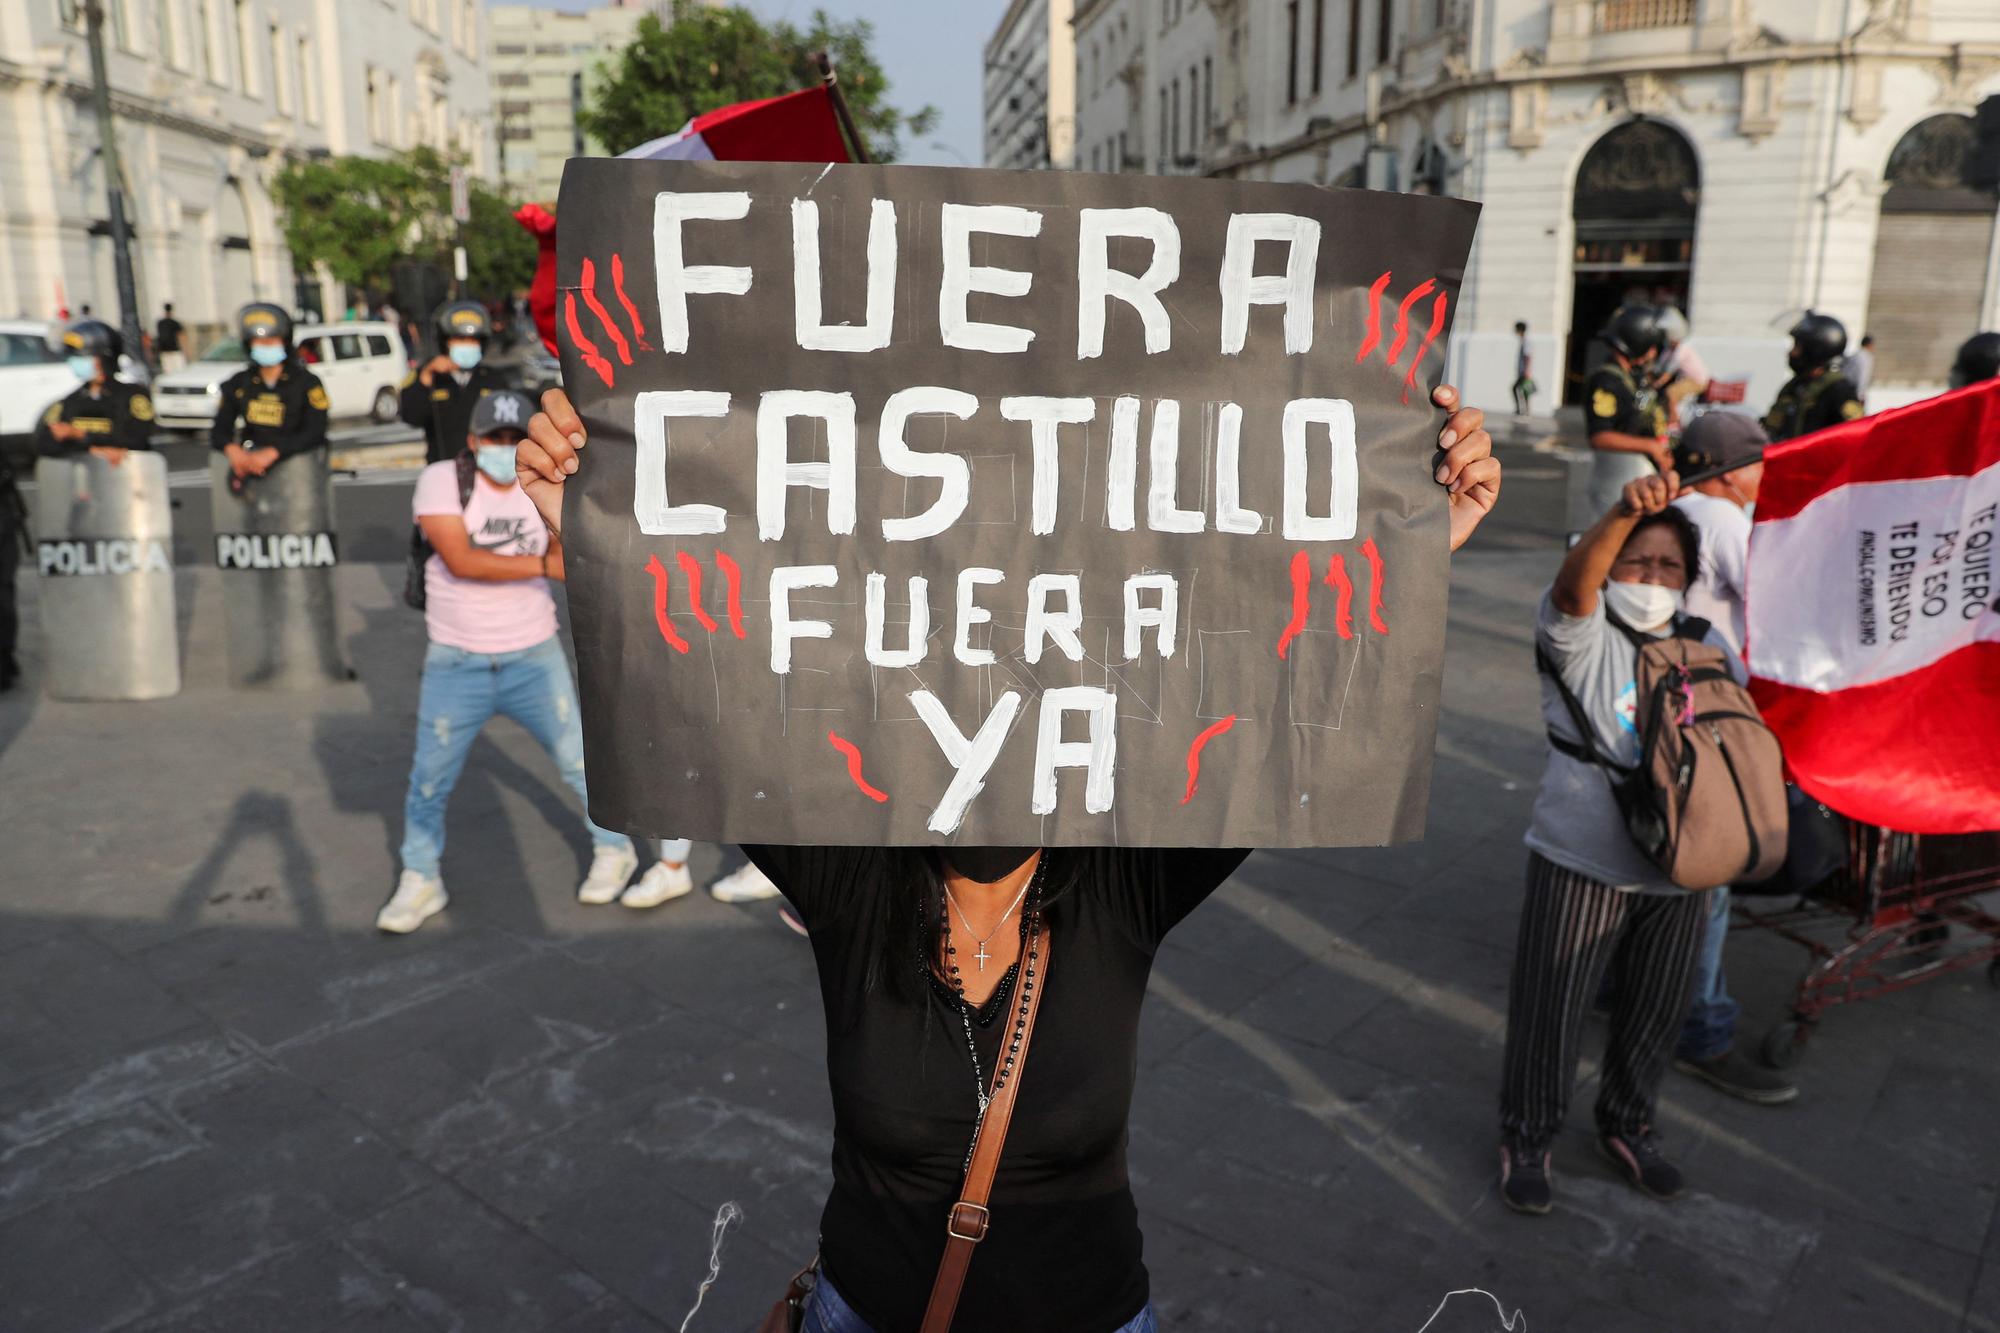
[1498,853,1709,1149]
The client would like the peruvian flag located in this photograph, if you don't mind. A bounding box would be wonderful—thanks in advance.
[1746,379,2000,832]
[517,86,849,355]
[616,85,850,165]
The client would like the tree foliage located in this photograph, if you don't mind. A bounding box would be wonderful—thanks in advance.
[580,1,939,163]
[271,146,537,300]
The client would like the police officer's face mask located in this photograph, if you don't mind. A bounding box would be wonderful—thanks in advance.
[475,441,518,485]
[250,341,286,367]
[66,355,97,380]
[448,341,483,370]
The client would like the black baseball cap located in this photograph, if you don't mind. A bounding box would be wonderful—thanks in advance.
[1673,411,1768,480]
[469,389,537,439]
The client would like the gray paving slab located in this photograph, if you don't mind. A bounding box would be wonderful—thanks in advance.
[2,459,1996,1332]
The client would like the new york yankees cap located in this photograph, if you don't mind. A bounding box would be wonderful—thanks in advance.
[470,388,538,439]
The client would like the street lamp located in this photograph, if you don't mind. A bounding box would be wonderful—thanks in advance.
[62,0,146,378]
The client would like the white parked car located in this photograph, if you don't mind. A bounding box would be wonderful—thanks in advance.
[152,320,410,431]
[0,320,83,452]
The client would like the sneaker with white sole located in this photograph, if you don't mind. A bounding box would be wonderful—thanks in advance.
[709,861,780,903]
[622,860,693,909]
[577,843,640,905]
[377,870,447,934]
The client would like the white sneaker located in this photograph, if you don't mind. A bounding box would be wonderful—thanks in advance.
[709,862,781,903]
[621,860,693,909]
[377,870,447,934]
[577,843,640,905]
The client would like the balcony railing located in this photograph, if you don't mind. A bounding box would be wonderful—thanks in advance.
[1594,0,1695,32]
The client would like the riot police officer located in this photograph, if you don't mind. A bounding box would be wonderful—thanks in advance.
[34,319,156,462]
[210,302,329,494]
[1948,331,2000,389]
[401,300,503,464]
[1583,303,1672,513]
[1762,311,1864,441]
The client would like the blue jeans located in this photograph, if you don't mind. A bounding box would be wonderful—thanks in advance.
[802,1271,1157,1333]
[1677,885,1741,1061]
[398,636,630,877]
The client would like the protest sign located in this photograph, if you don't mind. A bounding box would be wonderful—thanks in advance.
[555,159,1477,846]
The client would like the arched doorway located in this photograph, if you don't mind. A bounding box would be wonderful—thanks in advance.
[1565,119,1700,402]
[1864,114,1997,386]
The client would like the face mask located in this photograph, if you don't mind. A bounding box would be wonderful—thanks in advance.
[449,343,483,370]
[1603,579,1683,632]
[250,343,286,367]
[941,847,1038,884]
[66,355,97,380]
[475,443,518,485]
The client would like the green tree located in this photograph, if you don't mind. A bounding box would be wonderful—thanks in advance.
[272,146,537,300]
[581,2,938,163]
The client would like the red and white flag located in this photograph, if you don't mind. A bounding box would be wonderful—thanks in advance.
[617,85,850,165]
[1746,379,2000,832]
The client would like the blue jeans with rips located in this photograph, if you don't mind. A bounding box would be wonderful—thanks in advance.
[801,1270,1157,1333]
[1676,885,1742,1061]
[398,635,630,877]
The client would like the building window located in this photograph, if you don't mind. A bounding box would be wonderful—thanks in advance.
[298,35,317,122]
[1118,130,1128,172]
[459,0,477,53]
[494,43,528,55]
[1347,0,1361,80]
[268,23,288,112]
[365,67,381,142]
[1286,1,1300,105]
[233,0,255,94]
[1158,88,1167,170]
[1171,78,1181,165]
[1189,65,1199,148]
[1376,0,1391,65]
[496,72,529,87]
[153,0,179,67]
[1204,56,1213,127]
[198,0,219,82]
[1311,0,1326,94]
[111,0,138,50]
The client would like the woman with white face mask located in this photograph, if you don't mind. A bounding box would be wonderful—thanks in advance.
[1495,468,1743,1218]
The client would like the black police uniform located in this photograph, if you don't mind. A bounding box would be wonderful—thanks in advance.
[400,363,502,464]
[1762,369,1864,442]
[0,448,23,686]
[1582,360,1665,442]
[209,360,331,461]
[33,380,157,456]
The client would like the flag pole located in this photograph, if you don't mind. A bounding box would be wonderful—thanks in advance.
[812,51,872,164]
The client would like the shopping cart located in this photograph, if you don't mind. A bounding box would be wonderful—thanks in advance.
[1737,825,2000,1069]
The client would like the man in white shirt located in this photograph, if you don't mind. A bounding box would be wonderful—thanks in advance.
[1847,333,1875,399]
[1665,412,1796,1104]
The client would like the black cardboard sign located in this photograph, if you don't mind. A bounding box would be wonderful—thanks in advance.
[556,159,1477,846]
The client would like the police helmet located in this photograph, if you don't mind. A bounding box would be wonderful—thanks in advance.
[1600,304,1662,360]
[435,300,493,344]
[60,318,123,364]
[1948,331,2000,390]
[1786,311,1847,373]
[238,301,294,347]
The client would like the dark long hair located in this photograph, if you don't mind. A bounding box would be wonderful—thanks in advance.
[858,849,1082,1008]
[1628,505,1702,586]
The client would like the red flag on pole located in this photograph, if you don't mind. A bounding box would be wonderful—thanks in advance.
[1745,379,2000,832]
[514,86,850,356]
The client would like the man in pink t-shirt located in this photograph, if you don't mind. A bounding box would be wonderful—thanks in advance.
[375,389,688,932]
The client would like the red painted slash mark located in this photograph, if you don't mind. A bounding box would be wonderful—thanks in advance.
[1354,270,1392,364]
[579,259,632,366]
[611,253,650,350]
[1386,279,1438,367]
[675,551,719,633]
[1181,715,1239,806]
[1360,538,1390,635]
[828,731,889,803]
[564,292,613,387]
[714,551,747,639]
[1276,550,1312,659]
[1403,290,1451,405]
[642,554,689,653]
[1323,555,1355,640]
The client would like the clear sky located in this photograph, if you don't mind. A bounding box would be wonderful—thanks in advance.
[520,0,1012,167]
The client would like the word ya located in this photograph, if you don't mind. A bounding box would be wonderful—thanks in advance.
[38,538,170,577]
[215,532,339,570]
[636,389,1356,543]
[655,191,1329,359]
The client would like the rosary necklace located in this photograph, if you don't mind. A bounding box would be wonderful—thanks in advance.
[934,858,1046,1132]
[942,874,1033,971]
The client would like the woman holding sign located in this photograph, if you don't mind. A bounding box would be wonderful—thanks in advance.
[515,384,1499,1333]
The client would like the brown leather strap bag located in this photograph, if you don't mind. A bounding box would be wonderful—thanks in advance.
[761,925,1052,1333]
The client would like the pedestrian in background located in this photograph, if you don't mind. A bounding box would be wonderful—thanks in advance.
[1583,304,1671,513]
[1499,470,1736,1216]
[1666,414,1796,1106]
[1512,320,1534,417]
[155,303,186,373]
[377,388,639,934]
[401,300,504,465]
[1652,307,1709,421]
[209,303,329,495]
[1847,332,1875,398]
[1764,312,1864,441]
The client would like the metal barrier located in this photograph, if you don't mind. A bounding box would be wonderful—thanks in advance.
[33,451,180,700]
[209,449,348,688]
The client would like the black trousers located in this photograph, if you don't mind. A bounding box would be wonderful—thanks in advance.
[0,512,20,670]
[1498,852,1707,1149]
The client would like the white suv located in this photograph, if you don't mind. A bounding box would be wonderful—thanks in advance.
[153,319,410,431]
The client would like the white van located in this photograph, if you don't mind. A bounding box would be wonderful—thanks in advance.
[153,320,409,431]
